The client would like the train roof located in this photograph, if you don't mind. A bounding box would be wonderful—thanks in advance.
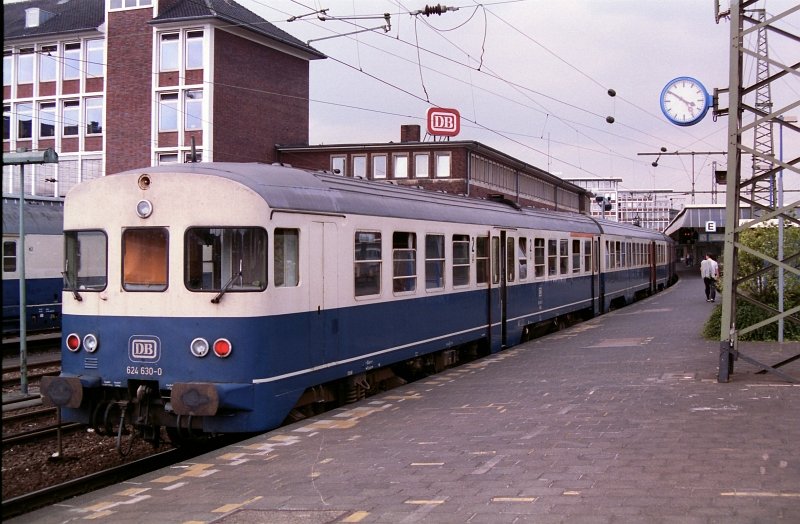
[2,197,64,236]
[114,162,668,240]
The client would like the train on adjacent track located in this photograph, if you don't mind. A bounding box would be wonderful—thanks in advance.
[42,162,676,444]
[2,197,63,336]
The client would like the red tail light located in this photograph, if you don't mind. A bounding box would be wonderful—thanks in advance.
[66,333,81,352]
[213,338,232,358]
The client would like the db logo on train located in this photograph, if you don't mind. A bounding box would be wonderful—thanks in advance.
[128,335,161,363]
[427,107,461,137]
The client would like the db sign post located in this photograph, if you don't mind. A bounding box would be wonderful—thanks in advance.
[427,107,460,137]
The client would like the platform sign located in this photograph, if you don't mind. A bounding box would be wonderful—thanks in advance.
[427,107,460,137]
[705,221,717,233]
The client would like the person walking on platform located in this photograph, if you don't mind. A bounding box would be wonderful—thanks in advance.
[700,253,719,302]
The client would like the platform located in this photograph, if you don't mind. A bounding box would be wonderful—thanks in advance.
[13,270,799,523]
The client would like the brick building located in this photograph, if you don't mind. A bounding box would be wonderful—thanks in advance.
[4,0,587,214]
[278,125,589,213]
[3,0,324,197]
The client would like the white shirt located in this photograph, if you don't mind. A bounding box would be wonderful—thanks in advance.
[701,258,718,279]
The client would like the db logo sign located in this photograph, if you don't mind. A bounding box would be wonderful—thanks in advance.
[129,335,161,363]
[427,107,460,137]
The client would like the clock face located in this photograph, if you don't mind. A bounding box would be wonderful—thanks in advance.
[660,77,710,126]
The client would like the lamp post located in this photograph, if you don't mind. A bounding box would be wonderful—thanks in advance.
[3,148,59,396]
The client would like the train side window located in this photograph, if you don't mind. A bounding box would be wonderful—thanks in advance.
[3,240,16,272]
[518,237,527,280]
[393,232,417,294]
[123,228,169,291]
[184,227,267,292]
[559,239,569,275]
[425,234,445,290]
[476,236,489,285]
[275,228,299,287]
[354,231,381,297]
[547,239,557,276]
[505,237,515,282]
[572,239,581,273]
[584,240,592,273]
[64,230,107,291]
[452,234,470,287]
[533,238,545,278]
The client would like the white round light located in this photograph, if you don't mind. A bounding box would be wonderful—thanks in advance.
[83,334,99,353]
[190,337,209,357]
[136,199,153,218]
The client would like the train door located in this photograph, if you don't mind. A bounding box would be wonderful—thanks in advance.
[309,221,339,364]
[649,241,657,294]
[486,230,507,351]
[592,236,601,316]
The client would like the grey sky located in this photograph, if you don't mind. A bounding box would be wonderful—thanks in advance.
[242,0,799,207]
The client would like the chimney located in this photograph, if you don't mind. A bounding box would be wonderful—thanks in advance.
[400,125,421,143]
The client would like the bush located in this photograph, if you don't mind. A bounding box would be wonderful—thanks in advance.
[702,225,800,341]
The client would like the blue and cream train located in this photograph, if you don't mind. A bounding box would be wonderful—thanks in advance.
[2,197,63,336]
[42,162,675,442]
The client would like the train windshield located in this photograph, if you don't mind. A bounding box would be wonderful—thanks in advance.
[122,228,169,291]
[185,227,267,292]
[64,230,107,291]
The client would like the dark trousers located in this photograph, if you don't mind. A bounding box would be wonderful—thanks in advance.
[703,277,717,301]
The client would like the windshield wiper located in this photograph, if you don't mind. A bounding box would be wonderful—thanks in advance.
[61,271,83,302]
[211,260,243,304]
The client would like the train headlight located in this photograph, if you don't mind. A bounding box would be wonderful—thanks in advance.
[136,199,153,219]
[213,338,232,358]
[83,334,99,353]
[190,337,209,358]
[66,333,81,352]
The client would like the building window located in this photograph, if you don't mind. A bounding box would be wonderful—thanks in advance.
[86,39,104,77]
[393,154,409,179]
[110,0,152,7]
[58,160,79,197]
[353,155,367,178]
[17,103,32,139]
[39,45,58,82]
[17,49,34,84]
[62,100,80,136]
[3,52,11,86]
[158,153,179,164]
[435,152,451,178]
[186,31,204,70]
[159,93,178,132]
[185,89,202,130]
[184,150,202,163]
[85,98,103,135]
[3,105,11,141]
[159,33,180,72]
[331,155,345,176]
[414,153,429,178]
[82,158,103,181]
[39,102,56,138]
[63,43,81,80]
[372,154,387,179]
[35,163,56,197]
